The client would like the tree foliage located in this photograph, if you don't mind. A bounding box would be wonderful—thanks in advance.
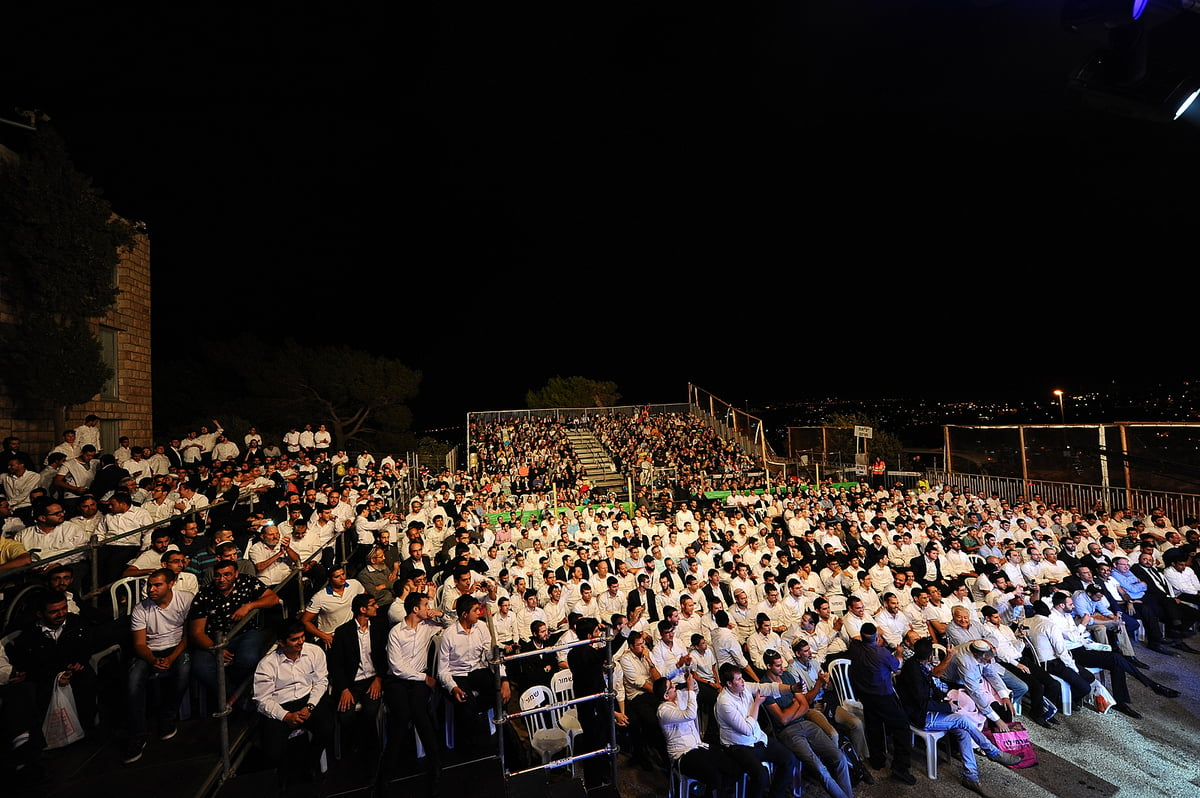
[526,376,621,409]
[161,337,421,452]
[0,126,132,411]
[824,413,905,476]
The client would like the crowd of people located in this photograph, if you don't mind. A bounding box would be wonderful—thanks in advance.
[3,412,1200,798]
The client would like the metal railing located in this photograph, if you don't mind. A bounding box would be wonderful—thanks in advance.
[925,469,1200,523]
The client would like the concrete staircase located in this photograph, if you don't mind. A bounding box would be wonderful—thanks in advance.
[565,427,627,499]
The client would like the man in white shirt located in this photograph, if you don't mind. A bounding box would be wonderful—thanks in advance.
[96,491,153,585]
[252,618,335,783]
[437,595,511,751]
[123,567,193,763]
[715,663,795,798]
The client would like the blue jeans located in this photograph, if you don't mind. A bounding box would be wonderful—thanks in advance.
[998,669,1028,712]
[192,630,263,703]
[127,652,191,739]
[923,712,1002,782]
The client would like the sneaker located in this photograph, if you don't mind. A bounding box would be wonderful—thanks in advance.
[122,738,146,765]
[986,749,1022,766]
[160,725,178,741]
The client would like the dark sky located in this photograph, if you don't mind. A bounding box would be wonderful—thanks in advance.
[2,2,1197,430]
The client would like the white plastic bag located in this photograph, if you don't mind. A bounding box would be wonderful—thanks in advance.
[1085,679,1115,715]
[42,672,85,749]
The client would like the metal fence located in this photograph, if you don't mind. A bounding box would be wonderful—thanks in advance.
[926,468,1200,524]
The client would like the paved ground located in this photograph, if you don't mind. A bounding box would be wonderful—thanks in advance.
[18,634,1199,798]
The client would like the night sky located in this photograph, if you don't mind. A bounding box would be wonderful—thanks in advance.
[2,2,1196,431]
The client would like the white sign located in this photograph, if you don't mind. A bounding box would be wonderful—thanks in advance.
[854,426,873,439]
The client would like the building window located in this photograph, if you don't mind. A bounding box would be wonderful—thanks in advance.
[99,325,118,400]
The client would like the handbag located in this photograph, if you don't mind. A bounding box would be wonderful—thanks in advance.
[42,672,86,749]
[984,721,1038,768]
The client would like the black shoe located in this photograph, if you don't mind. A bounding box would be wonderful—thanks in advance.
[122,738,146,765]
[1127,658,1151,669]
[859,769,876,785]
[890,770,917,785]
[1174,641,1200,654]
[961,778,989,797]
[1114,703,1142,719]
[1148,643,1180,657]
[1032,715,1055,729]
[1151,683,1180,698]
[868,757,887,770]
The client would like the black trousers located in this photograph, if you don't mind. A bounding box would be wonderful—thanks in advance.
[259,695,335,772]
[724,737,794,798]
[858,691,912,772]
[677,746,743,798]
[381,677,439,780]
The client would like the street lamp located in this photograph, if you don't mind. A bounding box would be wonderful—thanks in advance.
[1053,389,1065,423]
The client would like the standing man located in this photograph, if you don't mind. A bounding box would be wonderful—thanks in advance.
[96,491,153,586]
[252,618,335,787]
[123,568,193,764]
[8,591,98,736]
[568,617,617,788]
[846,622,914,784]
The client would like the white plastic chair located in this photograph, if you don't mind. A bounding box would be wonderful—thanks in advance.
[109,575,148,619]
[826,658,862,716]
[550,668,583,777]
[909,725,946,779]
[519,685,570,765]
[827,658,868,758]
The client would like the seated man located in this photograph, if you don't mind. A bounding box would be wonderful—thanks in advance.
[714,662,795,798]
[188,560,280,704]
[761,648,853,798]
[436,594,512,752]
[252,618,335,787]
[123,568,192,764]
[943,606,1028,721]
[328,594,387,774]
[897,637,1021,796]
[655,672,742,798]
[7,591,98,736]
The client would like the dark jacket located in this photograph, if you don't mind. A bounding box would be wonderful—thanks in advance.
[896,655,954,727]
[327,615,389,696]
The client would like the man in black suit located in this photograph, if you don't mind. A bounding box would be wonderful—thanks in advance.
[626,572,660,623]
[909,543,949,593]
[702,568,733,608]
[328,594,389,772]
